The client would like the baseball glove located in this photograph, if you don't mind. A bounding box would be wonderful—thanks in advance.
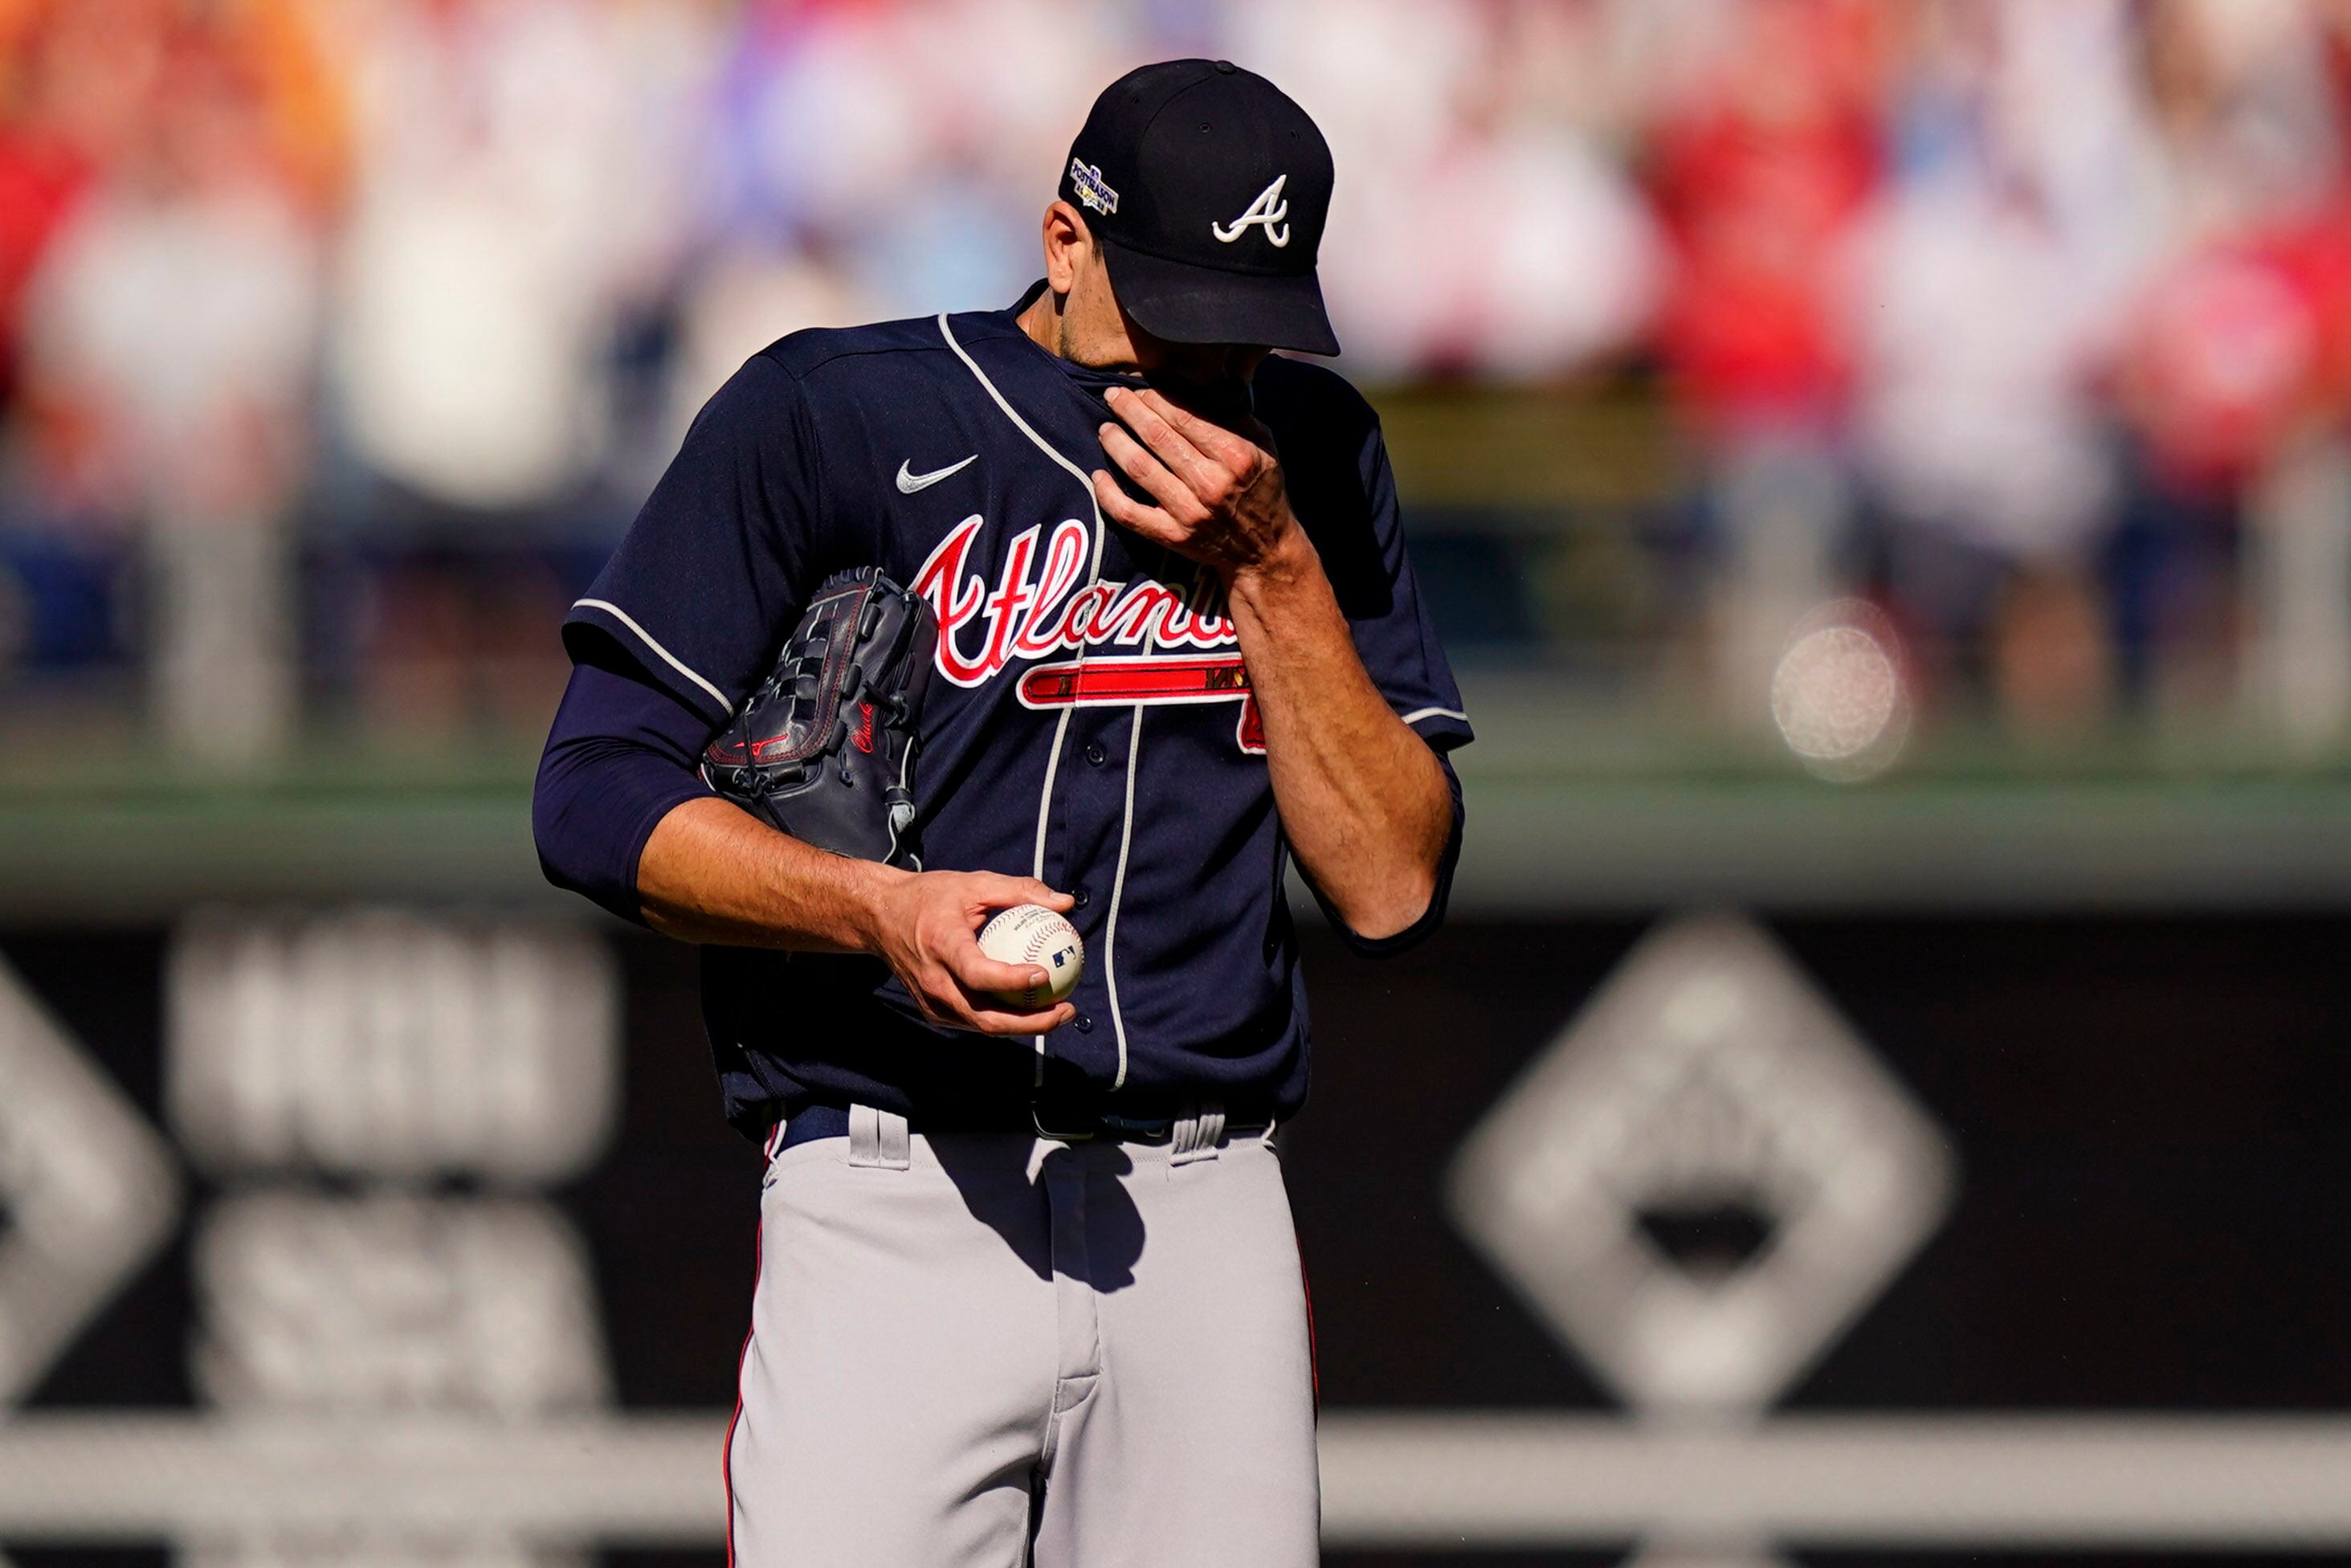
[700,567,937,868]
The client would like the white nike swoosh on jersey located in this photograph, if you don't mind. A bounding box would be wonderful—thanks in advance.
[896,454,978,494]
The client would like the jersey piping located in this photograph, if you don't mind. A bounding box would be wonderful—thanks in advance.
[572,597,733,713]
[1104,706,1145,1088]
[934,310,1137,1090]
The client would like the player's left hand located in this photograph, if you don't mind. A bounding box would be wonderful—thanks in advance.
[1092,386,1303,584]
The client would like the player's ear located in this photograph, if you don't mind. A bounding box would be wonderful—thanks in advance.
[1042,200,1091,298]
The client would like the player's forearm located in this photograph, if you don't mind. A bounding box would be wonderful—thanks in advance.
[635,797,1080,1037]
[635,795,905,953]
[1226,532,1453,939]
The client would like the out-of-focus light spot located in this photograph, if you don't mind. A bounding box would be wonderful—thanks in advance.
[1769,603,1908,782]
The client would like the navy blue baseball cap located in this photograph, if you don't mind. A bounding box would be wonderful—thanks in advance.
[1057,59,1341,357]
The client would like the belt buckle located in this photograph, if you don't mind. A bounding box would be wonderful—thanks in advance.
[1031,1099,1100,1142]
[1031,1099,1186,1145]
[1096,1110,1178,1142]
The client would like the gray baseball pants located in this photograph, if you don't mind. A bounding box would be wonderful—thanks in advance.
[725,1105,1320,1566]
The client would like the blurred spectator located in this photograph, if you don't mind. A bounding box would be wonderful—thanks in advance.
[5,0,329,759]
[0,0,164,681]
[1240,0,1659,377]
[1638,0,1885,718]
[1845,0,2153,729]
[1645,0,1884,430]
[312,0,713,733]
[676,0,1122,420]
[320,0,688,513]
[24,35,321,523]
[0,2,124,402]
[2124,0,2351,494]
[2117,0,2351,732]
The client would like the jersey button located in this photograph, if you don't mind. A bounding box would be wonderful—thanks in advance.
[1071,886,1091,908]
[1075,1015,1095,1033]
[1084,742,1107,766]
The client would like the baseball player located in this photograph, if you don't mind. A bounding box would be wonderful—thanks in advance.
[534,59,1470,1566]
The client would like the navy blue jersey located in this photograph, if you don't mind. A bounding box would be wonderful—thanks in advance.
[563,284,1471,1137]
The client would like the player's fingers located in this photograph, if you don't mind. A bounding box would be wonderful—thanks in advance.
[1016,877,1076,911]
[1098,422,1208,520]
[901,977,961,1030]
[906,955,1028,1035]
[963,871,1075,913]
[1090,469,1186,547]
[963,872,1076,913]
[1128,386,1255,469]
[935,963,1074,1036]
[1105,386,1225,492]
[941,936,1054,999]
[1121,384,1217,448]
[962,998,1077,1037]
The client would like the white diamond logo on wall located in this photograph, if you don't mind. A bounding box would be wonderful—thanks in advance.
[0,955,180,1406]
[1447,914,1955,1415]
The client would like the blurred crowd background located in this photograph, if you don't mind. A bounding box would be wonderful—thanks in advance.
[6,0,2351,772]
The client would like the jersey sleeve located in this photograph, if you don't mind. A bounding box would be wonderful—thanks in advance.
[563,352,826,725]
[533,651,716,927]
[1284,383,1473,754]
[1357,426,1471,750]
[1270,369,1471,954]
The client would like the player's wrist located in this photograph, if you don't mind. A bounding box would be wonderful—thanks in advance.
[842,860,918,958]
[1222,522,1319,607]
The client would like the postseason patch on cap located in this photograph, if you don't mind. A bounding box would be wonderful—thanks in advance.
[1069,157,1120,216]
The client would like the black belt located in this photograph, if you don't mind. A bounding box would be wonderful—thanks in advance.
[777,1100,1269,1153]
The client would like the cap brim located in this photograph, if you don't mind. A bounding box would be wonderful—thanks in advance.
[1103,239,1341,357]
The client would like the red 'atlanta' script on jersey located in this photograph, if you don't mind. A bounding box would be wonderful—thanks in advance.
[912,515,1238,687]
[912,514,1266,753]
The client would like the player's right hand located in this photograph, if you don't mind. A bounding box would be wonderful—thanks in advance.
[865,870,1079,1035]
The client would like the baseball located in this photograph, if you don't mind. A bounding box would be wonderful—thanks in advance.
[978,904,1085,1007]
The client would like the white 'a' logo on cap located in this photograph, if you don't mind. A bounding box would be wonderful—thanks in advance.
[1212,174,1291,247]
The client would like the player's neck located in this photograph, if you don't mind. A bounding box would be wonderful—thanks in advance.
[1016,287,1145,375]
[1014,288,1065,359]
